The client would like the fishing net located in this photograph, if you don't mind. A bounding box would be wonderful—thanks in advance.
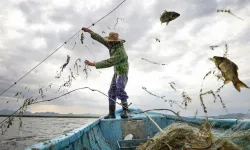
[137,121,250,150]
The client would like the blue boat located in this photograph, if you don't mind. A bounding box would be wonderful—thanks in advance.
[25,108,250,150]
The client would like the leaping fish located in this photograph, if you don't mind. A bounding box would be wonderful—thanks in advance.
[160,10,180,25]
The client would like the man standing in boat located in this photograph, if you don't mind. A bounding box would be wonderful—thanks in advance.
[82,27,129,119]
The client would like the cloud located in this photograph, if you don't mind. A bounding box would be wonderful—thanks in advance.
[0,0,250,117]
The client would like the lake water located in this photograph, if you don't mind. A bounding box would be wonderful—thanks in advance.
[0,117,97,150]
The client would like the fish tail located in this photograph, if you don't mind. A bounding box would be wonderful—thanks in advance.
[233,78,249,92]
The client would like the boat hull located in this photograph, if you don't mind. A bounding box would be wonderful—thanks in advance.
[25,108,250,150]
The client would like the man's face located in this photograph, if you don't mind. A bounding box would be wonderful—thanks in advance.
[108,41,114,45]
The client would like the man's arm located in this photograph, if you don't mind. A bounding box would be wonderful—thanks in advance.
[82,27,110,48]
[89,32,110,49]
[95,53,127,69]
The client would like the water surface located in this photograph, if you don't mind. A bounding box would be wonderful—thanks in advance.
[0,117,97,150]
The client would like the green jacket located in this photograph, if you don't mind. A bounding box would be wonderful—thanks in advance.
[90,32,129,75]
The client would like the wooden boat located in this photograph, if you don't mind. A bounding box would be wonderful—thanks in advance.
[25,108,250,150]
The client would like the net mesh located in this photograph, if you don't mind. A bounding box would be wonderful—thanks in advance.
[137,121,250,150]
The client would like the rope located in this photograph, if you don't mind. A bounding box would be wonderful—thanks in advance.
[0,0,127,97]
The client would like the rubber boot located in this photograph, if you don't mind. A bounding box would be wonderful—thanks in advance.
[104,105,116,119]
[120,102,129,118]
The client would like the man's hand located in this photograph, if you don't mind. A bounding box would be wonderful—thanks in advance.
[85,60,95,66]
[82,27,93,33]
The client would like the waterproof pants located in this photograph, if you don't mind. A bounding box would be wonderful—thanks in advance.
[108,73,128,105]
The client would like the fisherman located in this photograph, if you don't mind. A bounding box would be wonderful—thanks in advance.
[81,27,129,119]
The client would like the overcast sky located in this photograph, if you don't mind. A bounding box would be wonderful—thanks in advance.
[0,0,250,117]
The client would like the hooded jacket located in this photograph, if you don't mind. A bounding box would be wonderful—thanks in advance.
[90,32,129,75]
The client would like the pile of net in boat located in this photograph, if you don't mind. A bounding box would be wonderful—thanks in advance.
[137,122,250,150]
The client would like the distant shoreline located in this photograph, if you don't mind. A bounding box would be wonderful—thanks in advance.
[0,115,100,118]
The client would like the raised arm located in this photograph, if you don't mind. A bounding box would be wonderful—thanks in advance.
[81,27,110,49]
[90,32,110,49]
[95,51,127,69]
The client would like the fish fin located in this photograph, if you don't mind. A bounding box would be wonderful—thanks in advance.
[224,80,231,84]
[233,79,249,92]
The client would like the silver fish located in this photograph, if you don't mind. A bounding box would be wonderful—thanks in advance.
[80,33,84,44]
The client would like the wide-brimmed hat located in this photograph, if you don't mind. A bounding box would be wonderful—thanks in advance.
[104,32,123,41]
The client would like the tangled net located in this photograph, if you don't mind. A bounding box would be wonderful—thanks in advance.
[137,121,250,150]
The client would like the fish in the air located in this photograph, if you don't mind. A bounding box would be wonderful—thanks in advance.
[160,10,180,25]
[80,33,84,44]
[211,56,249,92]
[155,38,160,42]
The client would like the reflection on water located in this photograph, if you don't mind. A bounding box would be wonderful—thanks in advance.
[0,117,97,150]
